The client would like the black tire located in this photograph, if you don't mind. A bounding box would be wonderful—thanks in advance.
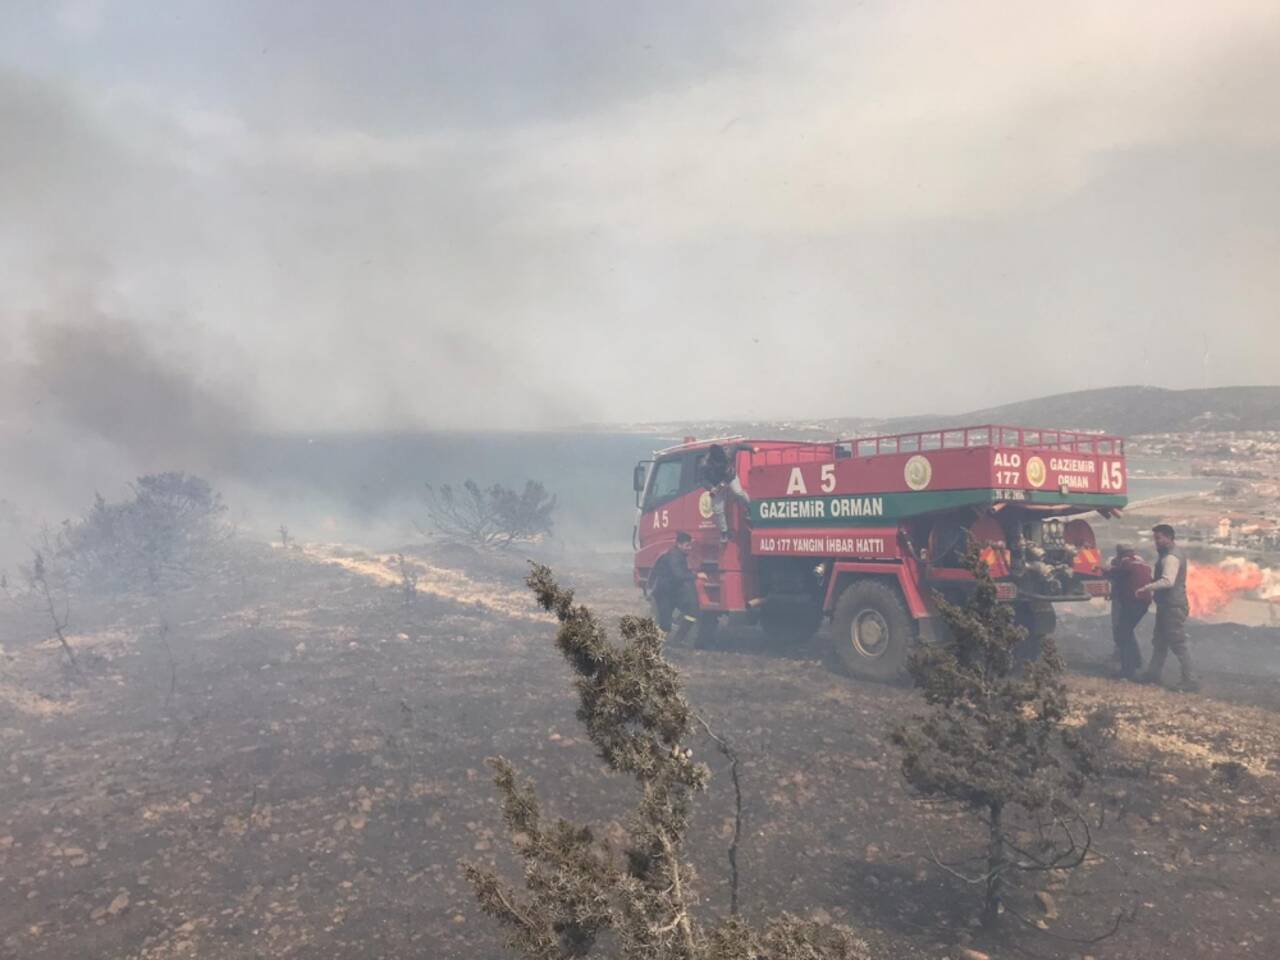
[759,603,822,648]
[830,578,913,682]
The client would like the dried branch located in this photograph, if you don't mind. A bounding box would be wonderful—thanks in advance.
[1006,902,1131,945]
[695,713,743,916]
[396,553,419,603]
[27,550,84,684]
[924,836,1004,885]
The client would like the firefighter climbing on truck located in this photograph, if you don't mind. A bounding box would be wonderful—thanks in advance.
[698,443,750,543]
[632,425,1126,679]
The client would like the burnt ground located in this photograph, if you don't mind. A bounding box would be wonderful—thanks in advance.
[2,542,1279,959]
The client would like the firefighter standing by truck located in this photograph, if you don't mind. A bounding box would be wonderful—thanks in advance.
[647,531,704,637]
[1105,543,1151,681]
[1137,524,1199,692]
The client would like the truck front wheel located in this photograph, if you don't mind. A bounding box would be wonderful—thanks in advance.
[830,579,912,682]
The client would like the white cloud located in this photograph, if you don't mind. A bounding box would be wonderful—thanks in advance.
[504,0,1280,236]
[55,0,106,40]
[3,1,1280,434]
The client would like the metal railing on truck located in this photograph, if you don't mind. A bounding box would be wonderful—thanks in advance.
[841,425,1124,457]
[746,424,1124,470]
[745,442,836,469]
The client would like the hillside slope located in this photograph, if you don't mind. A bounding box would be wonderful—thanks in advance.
[614,385,1280,439]
[892,385,1280,436]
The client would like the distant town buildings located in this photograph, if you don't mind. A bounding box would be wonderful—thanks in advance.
[1129,430,1280,463]
[1126,431,1280,559]
[1191,514,1280,551]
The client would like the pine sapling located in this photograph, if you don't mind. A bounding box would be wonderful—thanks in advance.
[465,565,872,960]
[892,546,1100,929]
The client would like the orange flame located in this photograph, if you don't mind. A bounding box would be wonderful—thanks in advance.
[1186,560,1265,618]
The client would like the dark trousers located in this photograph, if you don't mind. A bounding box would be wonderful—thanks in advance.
[653,582,698,631]
[1145,603,1194,684]
[1111,604,1148,678]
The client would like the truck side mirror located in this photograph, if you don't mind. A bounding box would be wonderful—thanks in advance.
[633,462,650,494]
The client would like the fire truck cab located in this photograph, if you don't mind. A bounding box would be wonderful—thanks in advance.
[633,425,1128,680]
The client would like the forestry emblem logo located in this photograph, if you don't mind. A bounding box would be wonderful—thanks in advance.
[904,455,932,491]
[1026,456,1047,488]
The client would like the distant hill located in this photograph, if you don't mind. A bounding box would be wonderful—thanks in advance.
[884,386,1280,437]
[601,386,1280,440]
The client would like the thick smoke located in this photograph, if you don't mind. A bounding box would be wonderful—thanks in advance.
[19,312,249,470]
[0,306,254,566]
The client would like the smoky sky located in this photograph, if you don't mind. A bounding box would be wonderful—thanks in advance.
[2,1,1279,432]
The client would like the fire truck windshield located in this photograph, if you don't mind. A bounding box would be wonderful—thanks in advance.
[646,459,683,506]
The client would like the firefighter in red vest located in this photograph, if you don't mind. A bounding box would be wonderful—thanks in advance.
[1104,543,1151,681]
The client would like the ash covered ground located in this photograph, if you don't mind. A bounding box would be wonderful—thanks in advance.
[2,542,1279,960]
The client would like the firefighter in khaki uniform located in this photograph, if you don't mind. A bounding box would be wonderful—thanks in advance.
[1137,524,1199,692]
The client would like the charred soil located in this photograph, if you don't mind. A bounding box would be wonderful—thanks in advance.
[1,543,1278,958]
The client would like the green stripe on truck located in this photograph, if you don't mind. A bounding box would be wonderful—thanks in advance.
[750,489,1127,527]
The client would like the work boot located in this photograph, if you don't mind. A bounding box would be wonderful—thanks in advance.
[667,615,696,646]
[1176,661,1200,693]
[1144,648,1169,685]
[1175,650,1196,691]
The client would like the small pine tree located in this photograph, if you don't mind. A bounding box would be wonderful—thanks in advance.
[57,473,229,592]
[464,565,872,960]
[891,546,1098,929]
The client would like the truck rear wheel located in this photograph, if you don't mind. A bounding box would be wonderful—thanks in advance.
[830,579,912,682]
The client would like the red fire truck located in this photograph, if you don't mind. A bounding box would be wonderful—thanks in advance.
[632,425,1127,680]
